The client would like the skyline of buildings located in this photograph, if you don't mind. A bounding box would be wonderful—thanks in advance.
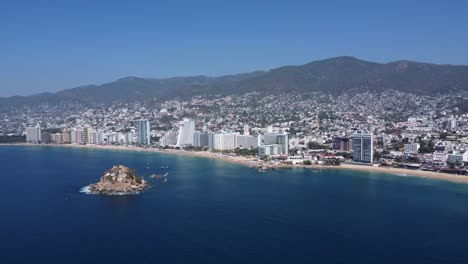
[18,94,468,170]
[22,114,468,172]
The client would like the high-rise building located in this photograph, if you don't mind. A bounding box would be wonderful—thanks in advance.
[236,135,258,149]
[126,132,135,145]
[207,132,214,149]
[263,132,289,155]
[98,132,108,144]
[62,130,71,143]
[117,132,126,145]
[193,131,210,148]
[91,132,99,145]
[332,136,351,151]
[136,119,151,145]
[258,144,280,157]
[41,132,51,143]
[160,131,178,146]
[108,133,117,144]
[51,133,63,143]
[213,133,224,150]
[223,133,238,150]
[83,127,93,144]
[176,118,195,146]
[25,124,41,143]
[352,132,373,163]
[75,129,83,144]
[212,132,239,150]
[70,129,77,143]
[447,117,458,132]
[276,133,289,156]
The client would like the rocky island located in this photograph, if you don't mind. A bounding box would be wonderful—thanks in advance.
[86,165,149,195]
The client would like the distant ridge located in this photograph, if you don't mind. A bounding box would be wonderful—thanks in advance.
[2,56,468,109]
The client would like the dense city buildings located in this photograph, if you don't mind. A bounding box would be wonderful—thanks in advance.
[7,87,468,176]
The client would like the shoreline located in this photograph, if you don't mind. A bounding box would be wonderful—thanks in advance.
[3,143,468,184]
[0,143,259,167]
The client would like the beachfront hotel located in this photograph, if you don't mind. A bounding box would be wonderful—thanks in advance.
[352,131,373,163]
[176,118,195,146]
[136,119,151,145]
[25,124,41,143]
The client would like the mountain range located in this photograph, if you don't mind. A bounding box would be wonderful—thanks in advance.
[2,56,468,109]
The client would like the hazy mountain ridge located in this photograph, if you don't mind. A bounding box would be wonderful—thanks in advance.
[2,56,468,110]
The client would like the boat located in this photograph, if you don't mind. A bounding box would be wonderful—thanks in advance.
[150,173,167,179]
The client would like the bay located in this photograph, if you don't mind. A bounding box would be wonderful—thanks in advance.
[1,145,468,263]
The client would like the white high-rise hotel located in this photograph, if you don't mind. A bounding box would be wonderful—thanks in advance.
[26,124,41,143]
[177,118,195,146]
[213,132,239,150]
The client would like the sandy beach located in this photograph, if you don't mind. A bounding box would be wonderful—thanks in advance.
[0,143,259,167]
[3,143,468,184]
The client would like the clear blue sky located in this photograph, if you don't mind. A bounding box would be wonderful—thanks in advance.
[1,0,467,97]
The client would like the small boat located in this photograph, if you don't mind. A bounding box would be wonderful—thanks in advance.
[150,173,167,179]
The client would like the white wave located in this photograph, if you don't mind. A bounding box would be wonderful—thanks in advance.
[80,185,91,194]
[104,191,140,196]
[79,185,141,195]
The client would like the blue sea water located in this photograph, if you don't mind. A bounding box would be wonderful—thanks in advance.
[1,146,468,263]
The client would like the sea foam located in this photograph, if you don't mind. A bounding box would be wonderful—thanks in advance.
[79,185,141,195]
[80,185,91,194]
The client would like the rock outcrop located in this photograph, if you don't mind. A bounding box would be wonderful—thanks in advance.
[87,165,149,195]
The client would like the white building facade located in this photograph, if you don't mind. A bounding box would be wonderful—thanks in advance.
[176,119,195,146]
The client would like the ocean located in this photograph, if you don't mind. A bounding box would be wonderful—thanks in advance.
[1,145,468,263]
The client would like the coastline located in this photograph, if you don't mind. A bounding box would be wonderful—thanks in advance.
[0,143,259,167]
[3,143,468,184]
